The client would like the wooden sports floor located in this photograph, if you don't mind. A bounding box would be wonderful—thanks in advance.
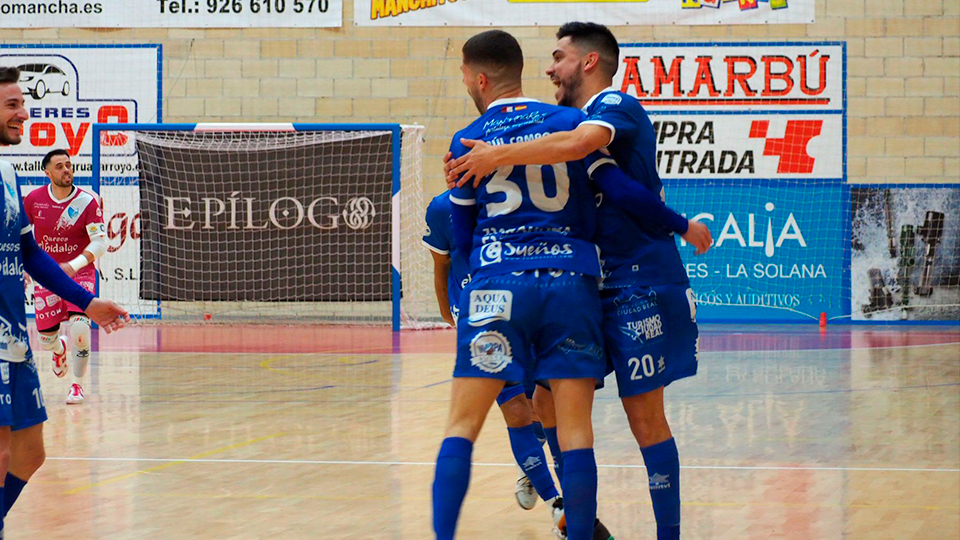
[10,324,960,540]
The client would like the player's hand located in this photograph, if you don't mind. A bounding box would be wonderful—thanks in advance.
[682,220,713,255]
[450,138,498,188]
[443,151,458,190]
[84,298,131,334]
[441,312,456,327]
[59,262,77,278]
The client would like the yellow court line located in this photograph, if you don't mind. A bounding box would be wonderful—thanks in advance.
[63,431,287,495]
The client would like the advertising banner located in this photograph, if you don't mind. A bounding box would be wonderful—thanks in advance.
[851,187,960,322]
[356,0,814,26]
[641,42,845,321]
[668,180,846,321]
[137,132,393,303]
[0,0,341,28]
[0,45,161,175]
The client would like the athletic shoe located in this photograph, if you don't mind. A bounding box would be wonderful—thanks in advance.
[515,473,537,510]
[51,336,68,378]
[66,383,84,405]
[555,514,614,540]
[592,519,614,540]
[551,497,565,538]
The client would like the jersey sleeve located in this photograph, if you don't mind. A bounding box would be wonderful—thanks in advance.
[447,134,477,206]
[422,197,451,254]
[582,93,642,148]
[82,193,107,239]
[15,176,32,235]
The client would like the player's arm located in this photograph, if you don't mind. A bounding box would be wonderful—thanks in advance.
[62,221,108,278]
[589,161,713,254]
[429,251,455,326]
[449,123,610,187]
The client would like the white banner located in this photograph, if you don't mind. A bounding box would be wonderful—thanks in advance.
[0,0,341,28]
[0,45,160,176]
[651,114,842,179]
[616,43,843,111]
[356,0,813,26]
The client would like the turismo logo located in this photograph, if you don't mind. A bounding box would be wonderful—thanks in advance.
[618,314,664,343]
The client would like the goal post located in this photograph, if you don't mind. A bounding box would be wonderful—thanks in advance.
[91,122,436,330]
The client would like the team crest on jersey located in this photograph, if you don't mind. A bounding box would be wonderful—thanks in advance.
[601,94,623,106]
[479,241,502,266]
[468,290,512,327]
[469,331,513,374]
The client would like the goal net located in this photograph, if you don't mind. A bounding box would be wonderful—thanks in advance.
[92,123,437,329]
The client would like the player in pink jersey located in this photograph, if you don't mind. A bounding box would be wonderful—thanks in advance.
[23,149,108,405]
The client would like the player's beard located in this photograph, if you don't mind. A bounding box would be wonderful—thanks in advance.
[556,68,584,108]
[0,123,21,145]
[467,84,485,115]
[52,175,73,189]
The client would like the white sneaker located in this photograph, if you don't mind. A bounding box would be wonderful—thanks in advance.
[515,473,537,510]
[51,336,68,378]
[66,383,84,405]
[550,496,566,539]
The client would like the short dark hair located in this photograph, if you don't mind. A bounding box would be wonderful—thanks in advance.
[462,30,524,85]
[0,66,19,85]
[42,149,70,170]
[557,22,620,78]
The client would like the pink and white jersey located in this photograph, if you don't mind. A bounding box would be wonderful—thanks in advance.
[23,186,104,281]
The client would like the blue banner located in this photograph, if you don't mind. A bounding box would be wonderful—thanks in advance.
[666,179,846,322]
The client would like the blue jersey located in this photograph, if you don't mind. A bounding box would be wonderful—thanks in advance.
[450,98,601,278]
[0,161,34,363]
[422,191,471,312]
[582,89,688,288]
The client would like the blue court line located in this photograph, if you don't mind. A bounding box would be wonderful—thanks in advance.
[421,379,452,389]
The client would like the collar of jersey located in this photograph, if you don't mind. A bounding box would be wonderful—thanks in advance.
[581,86,619,112]
[47,185,77,204]
[486,96,541,112]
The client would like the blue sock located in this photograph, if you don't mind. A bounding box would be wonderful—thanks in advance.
[560,448,597,540]
[531,421,546,445]
[641,438,681,540]
[508,425,559,501]
[432,437,473,540]
[544,427,564,481]
[2,474,25,518]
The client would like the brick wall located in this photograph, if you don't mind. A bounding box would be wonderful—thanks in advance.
[1,0,957,192]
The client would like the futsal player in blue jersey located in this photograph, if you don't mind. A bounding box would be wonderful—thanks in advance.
[431,30,615,540]
[0,66,130,540]
[423,190,563,520]
[446,23,713,540]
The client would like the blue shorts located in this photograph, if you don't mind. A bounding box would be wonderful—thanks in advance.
[0,358,48,431]
[455,271,606,385]
[602,283,699,398]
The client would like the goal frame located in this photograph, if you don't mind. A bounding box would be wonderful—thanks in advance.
[91,122,405,331]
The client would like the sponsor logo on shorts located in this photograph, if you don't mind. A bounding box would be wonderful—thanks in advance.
[0,363,8,384]
[469,331,513,374]
[686,287,698,322]
[619,314,664,343]
[613,290,658,316]
[34,296,45,311]
[649,473,671,490]
[480,241,502,266]
[558,338,604,360]
[468,290,512,327]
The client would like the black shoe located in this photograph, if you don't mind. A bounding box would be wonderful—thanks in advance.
[593,518,614,540]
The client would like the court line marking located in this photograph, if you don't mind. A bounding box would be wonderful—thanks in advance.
[48,456,960,474]
[61,431,286,495]
[96,340,960,356]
